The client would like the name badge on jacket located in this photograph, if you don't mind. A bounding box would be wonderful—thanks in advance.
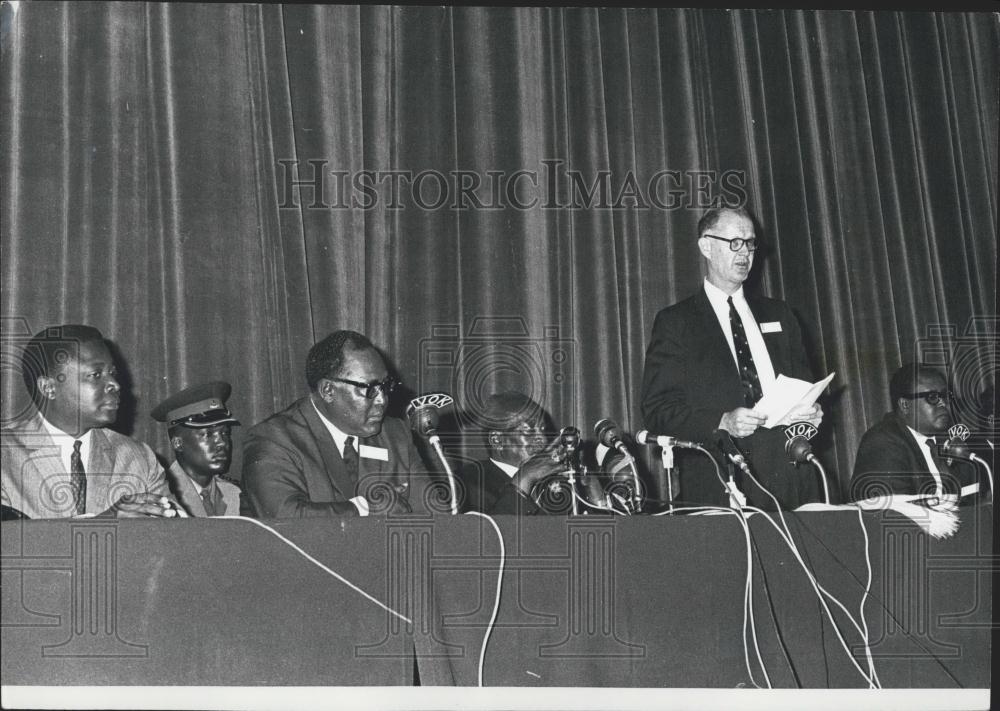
[359,444,389,461]
[759,322,782,334]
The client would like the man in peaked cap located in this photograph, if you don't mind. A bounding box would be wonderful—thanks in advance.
[152,381,243,517]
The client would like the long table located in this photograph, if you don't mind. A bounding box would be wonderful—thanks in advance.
[1,506,992,688]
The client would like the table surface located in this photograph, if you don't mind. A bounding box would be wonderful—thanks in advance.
[1,506,992,688]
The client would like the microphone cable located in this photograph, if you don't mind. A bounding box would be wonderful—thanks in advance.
[216,516,410,623]
[462,511,505,687]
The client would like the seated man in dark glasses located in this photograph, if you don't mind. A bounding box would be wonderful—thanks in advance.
[243,330,432,517]
[850,362,985,505]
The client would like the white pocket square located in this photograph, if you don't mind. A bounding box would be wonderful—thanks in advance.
[760,321,782,333]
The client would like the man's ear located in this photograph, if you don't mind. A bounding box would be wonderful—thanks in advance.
[170,436,183,452]
[37,375,56,400]
[696,236,712,260]
[317,379,335,402]
[488,432,503,451]
[896,397,911,416]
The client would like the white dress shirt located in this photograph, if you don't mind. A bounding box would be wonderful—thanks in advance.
[40,416,94,473]
[906,426,946,499]
[310,398,370,516]
[490,458,519,479]
[703,279,778,399]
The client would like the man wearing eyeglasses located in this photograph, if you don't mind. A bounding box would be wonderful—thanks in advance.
[850,363,984,504]
[242,330,430,518]
[641,206,825,510]
[455,391,555,514]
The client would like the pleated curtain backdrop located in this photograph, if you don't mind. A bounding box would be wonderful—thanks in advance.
[1,4,996,494]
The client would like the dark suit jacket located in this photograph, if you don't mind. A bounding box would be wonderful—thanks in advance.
[850,412,983,503]
[243,397,434,518]
[456,458,511,514]
[641,289,821,509]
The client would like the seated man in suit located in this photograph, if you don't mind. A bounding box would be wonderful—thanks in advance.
[850,363,985,505]
[456,391,553,513]
[152,381,244,517]
[1,324,178,519]
[243,330,431,517]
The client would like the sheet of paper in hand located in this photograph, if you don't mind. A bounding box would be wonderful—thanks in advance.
[754,371,835,428]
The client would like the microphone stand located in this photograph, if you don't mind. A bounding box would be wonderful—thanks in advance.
[658,445,675,513]
[807,455,831,505]
[427,432,459,515]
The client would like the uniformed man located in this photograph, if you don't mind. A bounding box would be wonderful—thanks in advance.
[151,381,243,517]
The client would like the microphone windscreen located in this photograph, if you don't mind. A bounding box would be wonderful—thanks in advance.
[785,435,812,463]
[594,419,621,449]
[407,403,439,436]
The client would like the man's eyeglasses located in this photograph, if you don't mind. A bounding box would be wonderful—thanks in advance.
[905,390,953,406]
[703,234,758,252]
[331,376,400,400]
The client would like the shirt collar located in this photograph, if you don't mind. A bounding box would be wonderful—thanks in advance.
[311,396,351,454]
[489,458,520,479]
[703,278,745,308]
[39,414,93,445]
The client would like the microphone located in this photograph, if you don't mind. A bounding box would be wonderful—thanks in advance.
[782,421,819,465]
[783,421,829,504]
[594,419,643,513]
[406,392,454,440]
[551,426,581,463]
[594,419,631,457]
[635,430,700,449]
[406,393,458,515]
[938,438,974,462]
[714,428,750,473]
[939,423,973,465]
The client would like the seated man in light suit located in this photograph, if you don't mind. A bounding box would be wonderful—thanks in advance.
[243,330,432,518]
[1,324,178,519]
[152,381,244,517]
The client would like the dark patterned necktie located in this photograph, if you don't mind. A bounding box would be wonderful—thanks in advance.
[728,296,763,407]
[343,436,359,484]
[70,440,87,515]
[200,486,217,517]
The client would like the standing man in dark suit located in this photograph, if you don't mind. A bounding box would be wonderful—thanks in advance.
[456,391,552,513]
[1,324,178,519]
[641,207,824,510]
[151,381,244,517]
[243,330,432,518]
[850,363,984,504]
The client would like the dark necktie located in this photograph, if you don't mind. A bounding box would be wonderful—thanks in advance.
[343,436,359,485]
[200,485,217,517]
[70,440,87,515]
[728,296,763,407]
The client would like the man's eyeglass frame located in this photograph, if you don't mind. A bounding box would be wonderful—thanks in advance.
[703,234,758,252]
[330,376,400,400]
[904,390,953,406]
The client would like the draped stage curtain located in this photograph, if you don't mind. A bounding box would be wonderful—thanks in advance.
[1,4,996,495]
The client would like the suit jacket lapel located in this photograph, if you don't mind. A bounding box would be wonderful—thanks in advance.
[170,462,208,517]
[13,416,66,509]
[693,290,743,398]
[300,398,357,500]
[86,428,118,513]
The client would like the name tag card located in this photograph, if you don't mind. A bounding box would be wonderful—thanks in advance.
[760,321,782,333]
[961,483,980,497]
[359,444,389,461]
